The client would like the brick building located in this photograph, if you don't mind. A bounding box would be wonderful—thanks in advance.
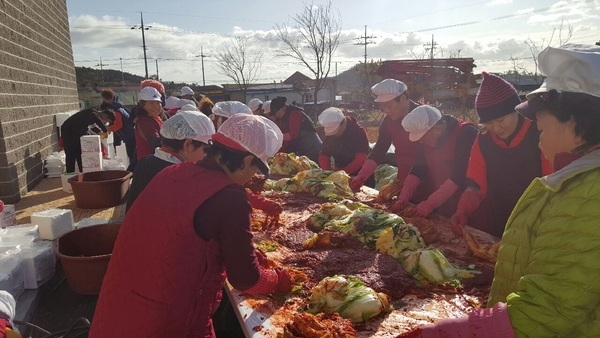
[0,0,79,203]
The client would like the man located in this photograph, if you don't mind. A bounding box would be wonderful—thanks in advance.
[350,79,420,205]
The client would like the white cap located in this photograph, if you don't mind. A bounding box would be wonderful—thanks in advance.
[160,108,215,143]
[165,96,180,109]
[214,114,283,175]
[262,100,271,115]
[318,107,345,136]
[177,98,197,108]
[526,44,600,99]
[401,105,442,142]
[371,79,408,102]
[181,86,194,96]
[212,101,253,118]
[247,98,263,112]
[139,86,162,102]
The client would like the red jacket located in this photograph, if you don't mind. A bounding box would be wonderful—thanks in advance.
[90,162,235,338]
[368,101,420,182]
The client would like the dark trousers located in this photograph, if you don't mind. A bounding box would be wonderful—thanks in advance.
[64,139,82,173]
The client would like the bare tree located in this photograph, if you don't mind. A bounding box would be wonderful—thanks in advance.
[525,17,573,83]
[275,1,341,116]
[214,37,262,98]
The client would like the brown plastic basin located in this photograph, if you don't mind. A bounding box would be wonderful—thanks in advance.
[56,223,121,295]
[68,170,132,209]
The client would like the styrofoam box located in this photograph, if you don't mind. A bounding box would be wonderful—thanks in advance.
[0,247,25,299]
[80,135,101,153]
[81,152,103,169]
[30,209,74,240]
[19,242,55,289]
[0,224,40,243]
[0,205,16,228]
[82,166,103,173]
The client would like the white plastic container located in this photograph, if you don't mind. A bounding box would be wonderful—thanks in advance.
[55,112,73,128]
[30,209,74,240]
[61,173,78,193]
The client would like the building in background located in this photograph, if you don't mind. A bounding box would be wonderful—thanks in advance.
[0,0,80,203]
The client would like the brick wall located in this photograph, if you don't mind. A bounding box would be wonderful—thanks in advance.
[0,0,79,203]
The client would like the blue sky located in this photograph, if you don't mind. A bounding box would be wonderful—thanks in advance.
[66,0,599,85]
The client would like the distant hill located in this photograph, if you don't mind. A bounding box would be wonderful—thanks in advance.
[74,66,190,91]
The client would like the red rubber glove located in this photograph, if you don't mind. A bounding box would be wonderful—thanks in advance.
[450,188,481,237]
[254,248,270,268]
[274,268,293,293]
[390,174,420,213]
[350,159,378,192]
[414,179,459,218]
[318,155,332,170]
[248,192,283,216]
[0,199,4,213]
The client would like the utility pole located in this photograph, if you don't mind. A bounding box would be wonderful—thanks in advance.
[424,34,438,59]
[355,25,376,65]
[355,26,376,105]
[95,57,108,87]
[131,12,151,78]
[155,59,159,80]
[120,58,125,89]
[196,46,208,86]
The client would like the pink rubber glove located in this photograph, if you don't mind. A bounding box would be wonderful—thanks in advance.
[390,174,420,213]
[0,199,3,213]
[398,303,515,338]
[450,188,481,237]
[350,159,378,192]
[414,179,459,218]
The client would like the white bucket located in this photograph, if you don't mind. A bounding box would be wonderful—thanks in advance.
[61,173,78,193]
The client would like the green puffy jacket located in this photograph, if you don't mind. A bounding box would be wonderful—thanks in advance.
[488,150,600,337]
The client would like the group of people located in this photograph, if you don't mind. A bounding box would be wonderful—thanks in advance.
[83,43,600,337]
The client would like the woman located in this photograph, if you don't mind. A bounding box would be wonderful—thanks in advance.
[90,114,292,337]
[267,96,322,162]
[60,108,114,173]
[317,107,370,176]
[100,89,136,168]
[199,96,215,117]
[133,86,166,161]
[126,104,214,212]
[400,44,600,338]
[392,105,478,218]
[449,72,551,238]
[210,101,252,130]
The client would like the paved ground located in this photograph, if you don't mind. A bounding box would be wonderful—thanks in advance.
[9,177,244,337]
[10,177,125,337]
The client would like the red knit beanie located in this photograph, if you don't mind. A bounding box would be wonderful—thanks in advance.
[475,72,521,123]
